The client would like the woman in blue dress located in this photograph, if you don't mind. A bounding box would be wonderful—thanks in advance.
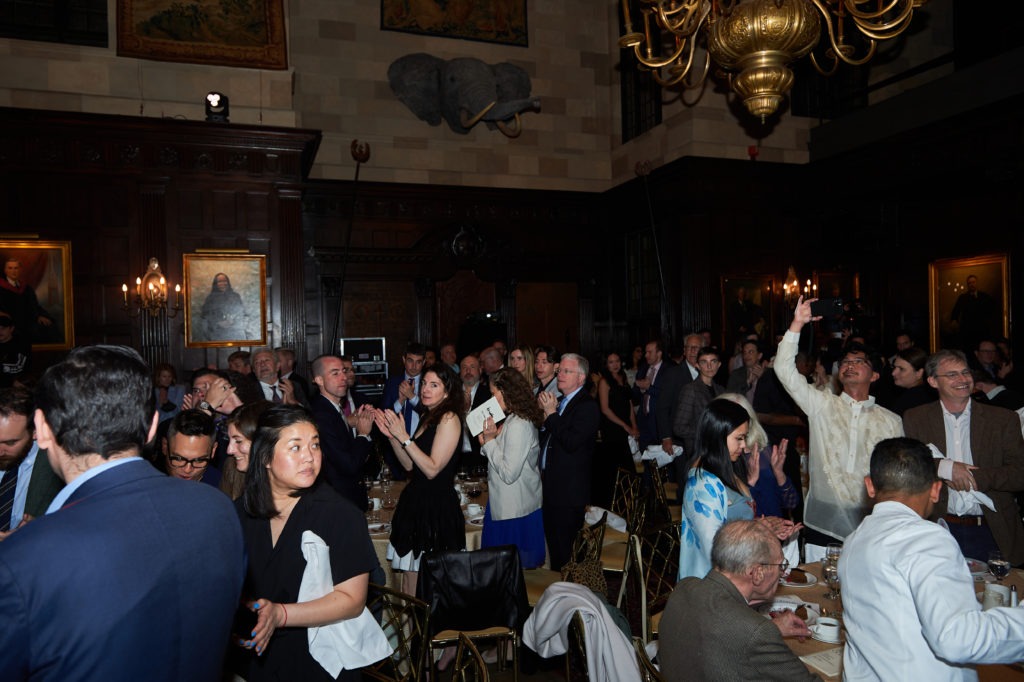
[478,368,546,568]
[678,400,758,580]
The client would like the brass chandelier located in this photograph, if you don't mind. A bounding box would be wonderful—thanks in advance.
[618,0,928,120]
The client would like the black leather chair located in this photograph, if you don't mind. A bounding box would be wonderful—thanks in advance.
[417,544,531,681]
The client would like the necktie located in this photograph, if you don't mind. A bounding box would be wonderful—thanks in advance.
[271,384,282,403]
[0,465,19,532]
[342,400,352,418]
[643,365,656,415]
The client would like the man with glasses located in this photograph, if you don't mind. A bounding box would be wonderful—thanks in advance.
[163,409,220,487]
[903,349,1024,563]
[537,352,599,570]
[660,519,816,681]
[775,297,903,559]
[0,345,244,680]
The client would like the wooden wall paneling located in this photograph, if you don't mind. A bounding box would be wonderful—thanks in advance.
[275,187,305,355]
[515,282,579,352]
[414,277,435,345]
[496,279,517,348]
[338,279,418,369]
[435,271,496,352]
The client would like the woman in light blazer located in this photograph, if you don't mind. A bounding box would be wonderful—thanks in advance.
[478,368,546,569]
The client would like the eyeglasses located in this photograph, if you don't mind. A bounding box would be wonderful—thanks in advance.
[555,369,583,376]
[760,560,790,573]
[839,358,869,367]
[936,369,973,380]
[167,454,213,469]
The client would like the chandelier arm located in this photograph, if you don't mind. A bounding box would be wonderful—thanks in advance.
[844,0,916,39]
[653,0,707,38]
[808,0,878,67]
[679,48,711,89]
[633,35,691,70]
[809,50,840,77]
[651,67,689,87]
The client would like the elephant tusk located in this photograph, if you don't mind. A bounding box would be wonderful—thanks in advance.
[460,101,496,128]
[496,113,522,138]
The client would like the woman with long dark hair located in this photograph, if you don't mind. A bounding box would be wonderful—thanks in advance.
[478,368,546,568]
[374,363,465,596]
[235,405,377,681]
[592,351,639,508]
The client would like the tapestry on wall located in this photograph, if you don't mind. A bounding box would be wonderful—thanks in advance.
[381,0,528,47]
[117,0,287,69]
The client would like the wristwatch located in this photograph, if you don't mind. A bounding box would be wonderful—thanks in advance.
[400,438,412,449]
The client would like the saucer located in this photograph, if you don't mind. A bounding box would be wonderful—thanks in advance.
[810,631,843,645]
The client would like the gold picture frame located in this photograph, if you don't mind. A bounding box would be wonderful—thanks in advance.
[929,253,1010,353]
[183,253,267,348]
[0,240,74,351]
[117,0,287,69]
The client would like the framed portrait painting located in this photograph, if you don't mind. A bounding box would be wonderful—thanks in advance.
[0,240,74,351]
[929,253,1009,353]
[720,274,775,350]
[183,253,266,348]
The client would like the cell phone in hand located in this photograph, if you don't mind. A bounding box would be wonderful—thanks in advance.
[809,298,843,319]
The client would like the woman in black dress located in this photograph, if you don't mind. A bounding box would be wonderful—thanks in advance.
[374,363,465,596]
[236,405,378,682]
[593,351,639,508]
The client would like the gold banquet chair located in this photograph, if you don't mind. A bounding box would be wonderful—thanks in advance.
[362,583,431,682]
[452,632,490,682]
[632,636,665,682]
[616,522,680,642]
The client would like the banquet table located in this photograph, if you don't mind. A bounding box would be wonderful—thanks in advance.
[777,561,1024,681]
[366,478,487,590]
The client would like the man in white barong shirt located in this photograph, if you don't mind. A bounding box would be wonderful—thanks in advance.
[840,437,1024,681]
[774,297,903,552]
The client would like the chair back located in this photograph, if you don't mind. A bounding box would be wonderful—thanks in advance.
[362,583,430,682]
[565,610,590,682]
[611,468,642,525]
[632,637,664,682]
[453,632,490,682]
[616,523,680,642]
[417,545,530,636]
[570,510,607,563]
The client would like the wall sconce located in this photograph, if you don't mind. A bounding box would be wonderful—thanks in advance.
[781,266,815,307]
[123,257,182,318]
[205,91,229,122]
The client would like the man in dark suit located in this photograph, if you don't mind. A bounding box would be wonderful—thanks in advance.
[310,354,375,511]
[0,345,245,680]
[0,386,62,538]
[538,352,599,570]
[633,338,679,451]
[903,348,1024,565]
[659,520,816,681]
[275,346,312,403]
[379,342,427,480]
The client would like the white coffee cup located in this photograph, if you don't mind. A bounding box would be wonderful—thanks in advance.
[811,617,841,643]
[369,497,382,511]
[467,503,483,517]
[983,583,1010,610]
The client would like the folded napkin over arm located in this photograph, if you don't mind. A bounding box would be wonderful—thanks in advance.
[298,530,393,676]
[926,443,997,512]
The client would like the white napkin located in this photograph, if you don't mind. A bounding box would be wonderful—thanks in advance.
[627,435,641,458]
[641,444,683,468]
[585,506,627,533]
[298,531,393,675]
[926,443,997,512]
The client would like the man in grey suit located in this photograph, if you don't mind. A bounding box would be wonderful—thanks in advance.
[903,348,1024,564]
[659,519,818,681]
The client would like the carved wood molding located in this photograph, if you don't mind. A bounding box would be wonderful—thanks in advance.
[0,107,321,182]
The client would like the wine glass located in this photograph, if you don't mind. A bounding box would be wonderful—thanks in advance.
[988,550,1011,582]
[467,480,483,500]
[825,543,842,567]
[823,563,841,600]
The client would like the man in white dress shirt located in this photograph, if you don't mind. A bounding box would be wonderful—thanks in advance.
[775,297,903,552]
[841,437,1024,681]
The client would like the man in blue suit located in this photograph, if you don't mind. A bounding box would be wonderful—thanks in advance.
[0,345,245,681]
[379,341,427,479]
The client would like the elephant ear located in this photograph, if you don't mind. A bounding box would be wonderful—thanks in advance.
[388,53,445,126]
[493,62,532,101]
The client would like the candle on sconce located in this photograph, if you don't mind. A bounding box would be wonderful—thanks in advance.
[121,283,128,306]
[175,284,181,307]
[135,277,142,296]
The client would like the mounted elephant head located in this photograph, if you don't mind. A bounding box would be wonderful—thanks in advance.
[388,53,541,138]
